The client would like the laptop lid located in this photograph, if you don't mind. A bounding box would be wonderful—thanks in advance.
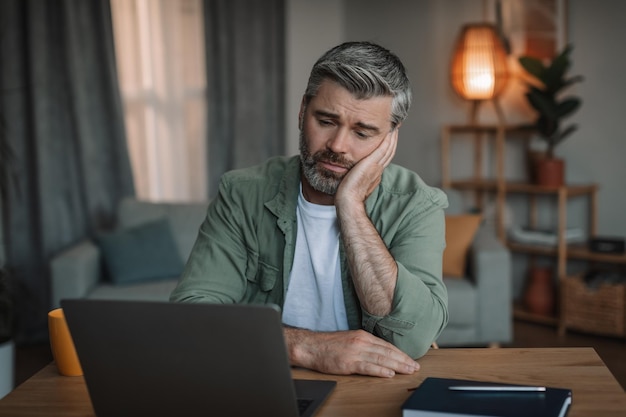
[61,299,336,417]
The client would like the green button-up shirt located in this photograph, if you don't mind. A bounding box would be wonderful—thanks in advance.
[170,156,448,358]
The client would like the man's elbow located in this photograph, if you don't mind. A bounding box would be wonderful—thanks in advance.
[395,306,449,359]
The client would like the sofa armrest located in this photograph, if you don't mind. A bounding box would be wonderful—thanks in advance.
[50,239,102,309]
[469,225,512,344]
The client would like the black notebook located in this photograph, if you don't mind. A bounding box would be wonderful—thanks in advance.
[402,377,572,417]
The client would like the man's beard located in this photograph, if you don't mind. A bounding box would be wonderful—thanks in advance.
[299,131,355,195]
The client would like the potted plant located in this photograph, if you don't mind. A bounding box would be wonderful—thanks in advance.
[518,44,584,187]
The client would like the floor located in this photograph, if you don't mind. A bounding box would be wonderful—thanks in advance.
[11,320,626,390]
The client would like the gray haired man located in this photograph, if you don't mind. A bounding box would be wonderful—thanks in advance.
[171,41,449,378]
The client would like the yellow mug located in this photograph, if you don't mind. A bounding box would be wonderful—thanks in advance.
[48,308,83,376]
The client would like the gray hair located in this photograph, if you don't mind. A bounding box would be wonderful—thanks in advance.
[304,41,412,129]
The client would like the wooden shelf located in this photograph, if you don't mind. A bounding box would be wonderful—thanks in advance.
[513,303,559,326]
[505,183,598,196]
[508,242,626,264]
[441,122,618,335]
[567,245,626,264]
[444,123,535,135]
[448,180,598,196]
[508,242,559,256]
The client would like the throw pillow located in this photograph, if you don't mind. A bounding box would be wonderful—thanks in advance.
[96,217,184,285]
[443,214,482,278]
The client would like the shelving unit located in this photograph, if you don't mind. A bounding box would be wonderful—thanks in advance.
[441,123,626,336]
[441,123,534,241]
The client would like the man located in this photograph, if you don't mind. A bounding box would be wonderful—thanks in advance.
[171,41,448,378]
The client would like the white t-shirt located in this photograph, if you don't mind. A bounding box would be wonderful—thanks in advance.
[281,186,349,331]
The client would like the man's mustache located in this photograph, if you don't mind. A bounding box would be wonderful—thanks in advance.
[313,150,354,170]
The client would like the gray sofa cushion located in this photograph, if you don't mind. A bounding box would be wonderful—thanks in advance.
[118,198,207,262]
[96,218,184,284]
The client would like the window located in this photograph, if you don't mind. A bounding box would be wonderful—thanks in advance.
[110,0,207,201]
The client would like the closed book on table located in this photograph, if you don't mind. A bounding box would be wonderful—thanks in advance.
[402,377,571,417]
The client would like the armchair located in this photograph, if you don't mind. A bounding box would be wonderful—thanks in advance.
[436,189,513,347]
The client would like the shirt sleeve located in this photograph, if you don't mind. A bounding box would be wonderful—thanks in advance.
[361,190,449,359]
[169,181,250,304]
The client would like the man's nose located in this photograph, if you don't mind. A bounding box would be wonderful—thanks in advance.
[326,128,350,153]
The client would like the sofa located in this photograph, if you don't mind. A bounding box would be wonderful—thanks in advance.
[50,198,209,308]
[50,192,512,347]
[436,189,512,347]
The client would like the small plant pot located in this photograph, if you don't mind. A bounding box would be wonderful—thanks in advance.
[535,157,565,187]
[526,150,546,183]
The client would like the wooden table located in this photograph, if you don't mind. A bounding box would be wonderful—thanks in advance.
[1,348,625,417]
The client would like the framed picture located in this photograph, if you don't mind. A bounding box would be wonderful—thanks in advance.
[485,0,569,60]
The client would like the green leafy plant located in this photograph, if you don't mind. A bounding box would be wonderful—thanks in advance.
[518,45,584,158]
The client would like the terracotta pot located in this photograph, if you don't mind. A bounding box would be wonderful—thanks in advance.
[526,150,546,183]
[523,266,556,316]
[535,157,565,187]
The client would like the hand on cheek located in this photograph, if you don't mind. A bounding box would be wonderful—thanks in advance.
[336,129,398,205]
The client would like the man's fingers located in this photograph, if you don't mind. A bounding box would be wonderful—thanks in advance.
[371,129,396,164]
[335,128,399,204]
[369,349,419,375]
[378,129,398,167]
[356,331,419,375]
[358,362,397,378]
[354,353,419,378]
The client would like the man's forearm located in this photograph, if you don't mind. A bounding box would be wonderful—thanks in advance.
[337,201,397,317]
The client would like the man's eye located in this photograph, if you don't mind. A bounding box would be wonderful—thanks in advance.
[318,119,334,126]
[355,131,369,139]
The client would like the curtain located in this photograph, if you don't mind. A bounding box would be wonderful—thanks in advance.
[203,0,285,197]
[0,0,134,343]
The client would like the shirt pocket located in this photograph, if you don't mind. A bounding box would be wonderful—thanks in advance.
[245,249,280,293]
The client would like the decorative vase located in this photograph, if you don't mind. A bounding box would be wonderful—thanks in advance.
[523,266,556,316]
[526,150,545,183]
[535,157,565,187]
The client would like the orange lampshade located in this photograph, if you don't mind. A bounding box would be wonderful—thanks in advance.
[450,23,509,100]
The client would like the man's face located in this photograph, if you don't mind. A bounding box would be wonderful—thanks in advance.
[299,80,394,202]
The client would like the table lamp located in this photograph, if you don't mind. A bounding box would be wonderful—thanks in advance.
[450,23,509,124]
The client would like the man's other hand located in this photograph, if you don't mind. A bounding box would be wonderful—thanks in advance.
[285,327,419,378]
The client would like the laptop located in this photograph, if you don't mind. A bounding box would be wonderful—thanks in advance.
[61,299,336,417]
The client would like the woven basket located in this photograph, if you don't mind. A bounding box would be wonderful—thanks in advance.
[562,274,626,337]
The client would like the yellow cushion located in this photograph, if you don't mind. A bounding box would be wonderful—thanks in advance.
[443,214,482,278]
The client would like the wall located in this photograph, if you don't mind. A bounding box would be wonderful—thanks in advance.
[287,0,626,297]
[344,0,486,186]
[285,0,345,156]
[567,0,626,238]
